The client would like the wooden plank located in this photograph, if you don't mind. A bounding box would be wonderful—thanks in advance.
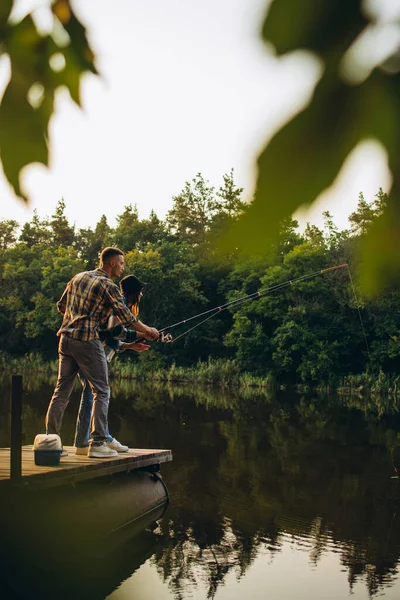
[10,375,22,482]
[0,445,173,490]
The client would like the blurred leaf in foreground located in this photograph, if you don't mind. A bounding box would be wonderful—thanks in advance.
[0,0,97,201]
[223,0,400,294]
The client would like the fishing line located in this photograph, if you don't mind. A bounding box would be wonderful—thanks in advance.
[345,264,371,361]
[170,310,223,344]
[133,263,369,352]
[161,263,350,344]
[160,264,348,338]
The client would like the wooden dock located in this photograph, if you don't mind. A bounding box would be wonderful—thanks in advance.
[0,445,172,490]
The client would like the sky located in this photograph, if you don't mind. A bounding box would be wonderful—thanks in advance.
[0,0,398,232]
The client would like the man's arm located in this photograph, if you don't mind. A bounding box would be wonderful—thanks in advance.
[56,285,69,315]
[105,283,159,340]
[105,283,138,327]
[133,319,159,339]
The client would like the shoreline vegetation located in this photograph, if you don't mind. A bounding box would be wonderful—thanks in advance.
[2,352,400,398]
[2,183,399,390]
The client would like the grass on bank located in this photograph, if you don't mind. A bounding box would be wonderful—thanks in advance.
[0,352,58,376]
[110,357,273,388]
[1,352,400,396]
[0,352,272,389]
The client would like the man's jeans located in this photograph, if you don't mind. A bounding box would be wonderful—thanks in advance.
[74,373,113,448]
[45,335,110,446]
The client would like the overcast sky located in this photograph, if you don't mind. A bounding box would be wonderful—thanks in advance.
[0,0,397,231]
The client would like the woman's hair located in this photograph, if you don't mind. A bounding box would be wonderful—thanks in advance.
[130,296,140,317]
[119,275,146,315]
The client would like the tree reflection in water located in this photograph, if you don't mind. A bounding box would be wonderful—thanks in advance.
[1,378,400,599]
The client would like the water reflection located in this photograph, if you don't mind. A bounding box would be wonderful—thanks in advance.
[1,377,400,598]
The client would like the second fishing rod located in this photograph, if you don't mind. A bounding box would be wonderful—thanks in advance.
[132,263,349,345]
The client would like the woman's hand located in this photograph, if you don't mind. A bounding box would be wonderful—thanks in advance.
[120,341,150,353]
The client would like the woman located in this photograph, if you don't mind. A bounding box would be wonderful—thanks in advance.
[74,275,150,454]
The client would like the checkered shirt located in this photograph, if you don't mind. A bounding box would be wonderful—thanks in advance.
[56,268,137,341]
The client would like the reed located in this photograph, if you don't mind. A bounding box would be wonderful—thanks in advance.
[110,357,276,389]
[337,371,400,397]
[0,352,58,377]
[2,351,400,395]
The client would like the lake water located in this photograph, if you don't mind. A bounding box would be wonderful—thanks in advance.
[1,376,400,599]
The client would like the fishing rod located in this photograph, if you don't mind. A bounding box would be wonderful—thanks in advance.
[159,263,348,339]
[131,263,349,345]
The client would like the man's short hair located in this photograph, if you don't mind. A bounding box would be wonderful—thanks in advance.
[100,247,124,264]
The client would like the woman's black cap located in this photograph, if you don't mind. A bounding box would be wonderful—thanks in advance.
[120,275,147,296]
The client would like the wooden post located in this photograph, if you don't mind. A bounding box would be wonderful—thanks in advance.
[10,375,22,483]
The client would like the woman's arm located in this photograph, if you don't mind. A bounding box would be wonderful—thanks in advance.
[119,341,150,352]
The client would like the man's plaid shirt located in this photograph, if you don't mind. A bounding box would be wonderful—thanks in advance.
[56,268,137,341]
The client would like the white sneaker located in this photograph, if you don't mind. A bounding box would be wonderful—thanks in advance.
[107,438,129,453]
[88,442,118,458]
[61,448,68,457]
[75,446,89,456]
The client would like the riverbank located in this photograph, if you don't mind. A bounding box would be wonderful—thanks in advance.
[1,352,399,396]
[0,353,272,389]
[0,353,400,397]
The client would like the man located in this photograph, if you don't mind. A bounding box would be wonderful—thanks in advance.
[74,274,151,455]
[45,247,159,458]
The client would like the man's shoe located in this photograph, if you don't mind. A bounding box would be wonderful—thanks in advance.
[61,448,68,457]
[75,446,89,456]
[107,438,129,453]
[88,442,118,458]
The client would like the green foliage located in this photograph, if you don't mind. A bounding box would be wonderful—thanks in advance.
[348,189,387,236]
[167,170,245,250]
[221,219,375,382]
[1,1,399,297]
[124,241,211,364]
[0,0,97,199]
[0,219,18,249]
[222,0,400,294]
[19,210,51,246]
[75,215,113,268]
[114,205,167,251]
[166,173,219,246]
[1,176,400,385]
[50,199,75,247]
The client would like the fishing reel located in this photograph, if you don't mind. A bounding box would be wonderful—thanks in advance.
[159,332,173,343]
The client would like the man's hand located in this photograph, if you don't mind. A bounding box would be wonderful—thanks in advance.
[120,342,150,353]
[143,326,159,341]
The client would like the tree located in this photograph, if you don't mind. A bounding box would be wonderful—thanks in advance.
[273,218,304,262]
[304,223,324,247]
[138,210,167,248]
[19,211,51,246]
[166,173,217,245]
[50,199,75,247]
[2,188,400,380]
[348,193,377,236]
[124,241,209,364]
[0,219,18,249]
[114,205,140,251]
[114,205,167,252]
[215,169,245,217]
[75,214,113,268]
[223,232,372,381]
[25,247,85,346]
[206,170,245,256]
[0,243,45,353]
[348,189,387,236]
